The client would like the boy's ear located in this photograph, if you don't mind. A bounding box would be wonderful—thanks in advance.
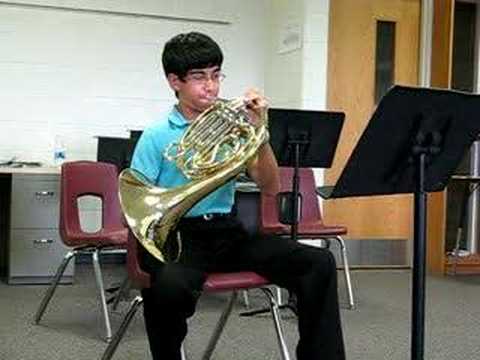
[167,73,182,91]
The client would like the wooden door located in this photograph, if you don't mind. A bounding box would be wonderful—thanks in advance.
[325,1,421,242]
[428,0,454,273]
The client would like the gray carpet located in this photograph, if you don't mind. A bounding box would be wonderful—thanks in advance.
[1,264,479,360]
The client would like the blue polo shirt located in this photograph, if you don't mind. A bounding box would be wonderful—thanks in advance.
[131,106,236,217]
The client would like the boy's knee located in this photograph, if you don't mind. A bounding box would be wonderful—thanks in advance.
[311,248,337,277]
[150,265,205,310]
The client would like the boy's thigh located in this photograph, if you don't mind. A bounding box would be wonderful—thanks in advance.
[237,235,334,284]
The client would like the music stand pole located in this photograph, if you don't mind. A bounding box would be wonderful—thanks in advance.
[290,138,309,242]
[291,143,299,242]
[412,152,427,360]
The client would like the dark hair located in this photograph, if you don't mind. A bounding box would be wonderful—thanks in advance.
[162,32,223,79]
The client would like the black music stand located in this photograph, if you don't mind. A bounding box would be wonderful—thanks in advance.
[317,85,480,360]
[240,108,345,317]
[269,108,345,241]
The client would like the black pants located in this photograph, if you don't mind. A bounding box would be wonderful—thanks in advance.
[140,215,346,360]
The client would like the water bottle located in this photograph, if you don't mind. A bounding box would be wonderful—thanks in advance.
[53,136,66,166]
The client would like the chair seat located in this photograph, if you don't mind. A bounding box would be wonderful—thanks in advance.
[134,271,270,293]
[296,223,347,236]
[203,272,270,292]
[64,228,128,247]
[262,222,347,237]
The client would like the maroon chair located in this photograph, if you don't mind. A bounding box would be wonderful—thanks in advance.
[34,161,128,342]
[101,203,292,360]
[260,167,355,309]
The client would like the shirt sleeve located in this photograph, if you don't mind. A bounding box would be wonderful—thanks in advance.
[130,127,163,184]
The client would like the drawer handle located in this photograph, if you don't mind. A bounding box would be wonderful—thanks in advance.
[33,238,54,244]
[35,191,55,197]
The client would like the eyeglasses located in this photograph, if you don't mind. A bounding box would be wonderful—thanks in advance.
[185,71,226,84]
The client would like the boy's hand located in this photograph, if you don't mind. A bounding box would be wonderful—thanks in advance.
[243,88,268,127]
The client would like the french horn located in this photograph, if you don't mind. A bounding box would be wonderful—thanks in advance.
[118,98,268,263]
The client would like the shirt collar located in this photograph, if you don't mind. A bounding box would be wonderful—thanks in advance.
[168,105,190,128]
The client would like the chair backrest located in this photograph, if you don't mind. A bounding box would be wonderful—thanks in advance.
[260,167,323,233]
[59,161,124,245]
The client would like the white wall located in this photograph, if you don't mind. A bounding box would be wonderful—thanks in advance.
[0,0,332,177]
[302,0,330,110]
[265,0,330,110]
[0,0,267,165]
[265,0,304,109]
[265,0,330,185]
[1,0,234,22]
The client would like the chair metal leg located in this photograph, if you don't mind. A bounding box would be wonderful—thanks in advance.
[111,275,131,311]
[243,290,251,308]
[201,291,238,360]
[34,249,76,324]
[451,227,463,275]
[241,290,250,309]
[275,286,283,305]
[241,287,285,308]
[93,248,113,342]
[180,343,187,360]
[335,236,355,310]
[101,295,144,360]
[260,287,291,360]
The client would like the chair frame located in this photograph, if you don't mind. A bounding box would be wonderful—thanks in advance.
[34,161,127,342]
[101,275,291,360]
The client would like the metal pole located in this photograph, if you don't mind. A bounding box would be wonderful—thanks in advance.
[291,143,300,242]
[412,153,427,360]
[466,140,480,253]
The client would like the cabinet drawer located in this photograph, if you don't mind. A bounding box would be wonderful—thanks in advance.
[8,229,74,283]
[11,175,59,229]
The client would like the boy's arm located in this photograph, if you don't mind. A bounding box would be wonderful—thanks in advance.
[130,128,162,184]
[246,142,280,195]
